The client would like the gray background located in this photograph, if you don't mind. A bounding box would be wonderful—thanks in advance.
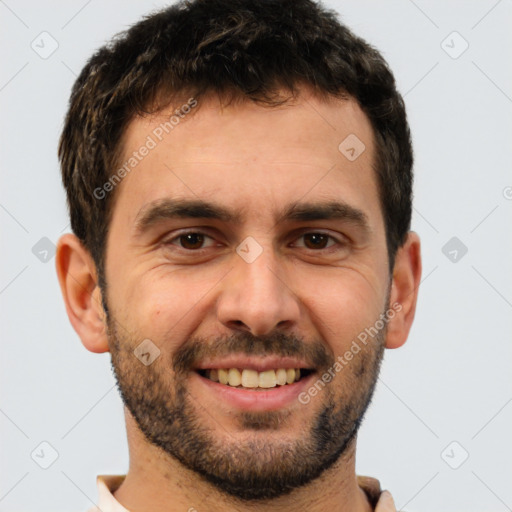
[1,1,511,511]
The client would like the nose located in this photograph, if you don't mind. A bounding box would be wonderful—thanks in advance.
[216,242,301,336]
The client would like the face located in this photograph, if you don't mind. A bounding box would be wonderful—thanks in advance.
[103,89,392,500]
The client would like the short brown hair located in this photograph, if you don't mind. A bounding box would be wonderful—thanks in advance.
[59,0,413,288]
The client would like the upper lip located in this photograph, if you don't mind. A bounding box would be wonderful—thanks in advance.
[195,355,314,373]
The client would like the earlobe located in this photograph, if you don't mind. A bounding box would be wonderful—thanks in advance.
[385,231,422,349]
[55,233,110,353]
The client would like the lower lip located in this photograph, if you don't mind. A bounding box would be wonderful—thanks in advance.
[193,371,316,412]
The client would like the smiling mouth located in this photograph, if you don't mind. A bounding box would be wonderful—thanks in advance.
[196,368,315,390]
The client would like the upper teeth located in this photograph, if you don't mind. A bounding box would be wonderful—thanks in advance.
[207,368,302,388]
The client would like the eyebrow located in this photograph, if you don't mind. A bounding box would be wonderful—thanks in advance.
[133,198,371,236]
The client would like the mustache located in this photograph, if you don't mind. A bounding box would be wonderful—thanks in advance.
[172,330,334,375]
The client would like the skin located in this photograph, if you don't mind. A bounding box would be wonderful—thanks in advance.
[56,88,421,512]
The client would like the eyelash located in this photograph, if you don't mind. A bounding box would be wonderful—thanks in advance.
[163,229,347,253]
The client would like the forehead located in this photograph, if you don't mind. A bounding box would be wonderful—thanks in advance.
[112,90,381,232]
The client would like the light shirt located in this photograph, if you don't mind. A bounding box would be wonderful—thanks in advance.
[86,474,397,511]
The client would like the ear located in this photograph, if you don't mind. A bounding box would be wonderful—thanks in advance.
[55,233,110,353]
[385,231,422,349]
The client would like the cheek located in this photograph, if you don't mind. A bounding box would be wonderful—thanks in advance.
[297,269,385,349]
[122,269,212,343]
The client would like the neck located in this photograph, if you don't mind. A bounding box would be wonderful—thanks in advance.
[113,410,373,512]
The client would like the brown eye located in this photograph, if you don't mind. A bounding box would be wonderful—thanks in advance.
[164,230,218,253]
[302,233,331,249]
[178,233,205,249]
[299,232,343,250]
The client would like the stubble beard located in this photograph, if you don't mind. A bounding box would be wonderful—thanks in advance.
[105,307,386,501]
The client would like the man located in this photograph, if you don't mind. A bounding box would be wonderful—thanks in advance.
[56,0,421,510]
